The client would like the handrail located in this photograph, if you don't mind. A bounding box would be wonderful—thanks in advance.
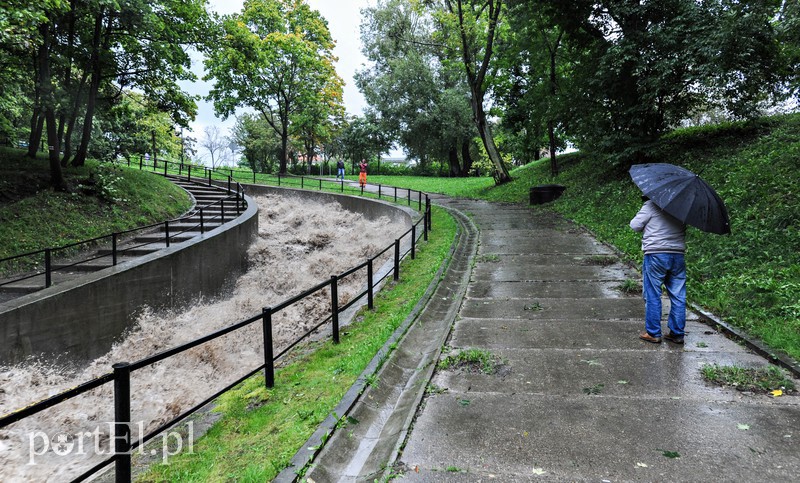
[0,193,432,483]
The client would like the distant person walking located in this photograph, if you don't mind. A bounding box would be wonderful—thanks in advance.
[336,159,345,180]
[359,159,368,188]
[630,196,687,345]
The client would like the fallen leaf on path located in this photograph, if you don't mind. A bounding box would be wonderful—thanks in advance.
[532,467,546,475]
[738,424,750,431]
[636,462,648,468]
[771,389,783,397]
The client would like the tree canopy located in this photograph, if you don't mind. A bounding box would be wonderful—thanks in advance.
[204,0,345,174]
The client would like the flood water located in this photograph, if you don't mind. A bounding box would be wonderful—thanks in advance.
[0,193,406,482]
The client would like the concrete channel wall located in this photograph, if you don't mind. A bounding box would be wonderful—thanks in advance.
[239,183,417,225]
[0,184,417,365]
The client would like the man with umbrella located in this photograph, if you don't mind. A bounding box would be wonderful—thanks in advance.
[630,196,687,344]
[628,163,731,345]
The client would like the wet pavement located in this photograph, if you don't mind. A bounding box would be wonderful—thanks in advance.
[294,195,800,482]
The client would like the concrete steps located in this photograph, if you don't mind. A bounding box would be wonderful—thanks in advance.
[0,175,246,301]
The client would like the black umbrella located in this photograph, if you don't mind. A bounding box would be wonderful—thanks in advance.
[629,163,731,235]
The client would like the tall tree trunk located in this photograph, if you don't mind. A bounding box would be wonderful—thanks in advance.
[447,146,461,177]
[73,9,107,167]
[57,0,77,166]
[279,130,289,174]
[472,92,509,182]
[28,110,44,158]
[61,72,88,166]
[461,140,473,175]
[451,0,511,184]
[547,31,562,177]
[37,22,67,190]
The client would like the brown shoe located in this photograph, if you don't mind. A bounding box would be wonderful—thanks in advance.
[664,332,685,345]
[639,331,662,343]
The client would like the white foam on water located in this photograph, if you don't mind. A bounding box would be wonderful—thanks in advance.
[0,193,406,482]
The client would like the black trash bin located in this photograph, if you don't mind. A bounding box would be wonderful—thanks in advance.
[530,184,566,204]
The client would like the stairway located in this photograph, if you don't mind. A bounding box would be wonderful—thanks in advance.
[0,176,243,303]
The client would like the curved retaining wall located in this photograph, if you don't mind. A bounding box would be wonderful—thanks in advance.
[239,183,418,226]
[0,193,259,364]
[0,185,418,365]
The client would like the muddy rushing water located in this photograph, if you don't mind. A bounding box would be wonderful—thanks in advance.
[0,193,407,482]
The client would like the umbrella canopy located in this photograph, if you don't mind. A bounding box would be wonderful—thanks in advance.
[629,163,731,235]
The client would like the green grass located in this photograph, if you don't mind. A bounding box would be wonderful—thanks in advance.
[701,363,796,393]
[0,149,192,274]
[368,114,800,361]
[438,348,500,374]
[138,206,457,482]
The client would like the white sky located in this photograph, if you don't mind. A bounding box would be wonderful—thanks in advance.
[185,0,373,137]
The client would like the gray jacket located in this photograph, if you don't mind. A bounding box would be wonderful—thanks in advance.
[630,200,686,254]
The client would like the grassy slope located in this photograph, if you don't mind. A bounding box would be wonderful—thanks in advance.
[139,207,457,481]
[371,114,800,360]
[0,149,192,270]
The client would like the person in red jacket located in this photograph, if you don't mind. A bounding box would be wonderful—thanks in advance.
[358,159,368,188]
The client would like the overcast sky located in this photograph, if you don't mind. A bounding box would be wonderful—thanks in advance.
[185,0,373,137]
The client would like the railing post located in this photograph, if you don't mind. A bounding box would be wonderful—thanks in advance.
[407,188,411,206]
[340,179,344,192]
[112,233,118,266]
[188,164,192,182]
[112,362,132,483]
[301,177,304,189]
[319,179,322,190]
[424,207,429,241]
[139,155,142,170]
[164,220,170,247]
[394,186,397,202]
[44,248,52,288]
[426,197,432,232]
[200,208,205,234]
[411,225,416,260]
[262,307,274,388]
[378,184,381,199]
[163,160,167,176]
[253,171,256,184]
[330,276,340,344]
[220,200,225,223]
[394,239,400,281]
[367,258,374,310]
[277,174,281,186]
[207,168,212,187]
[418,191,422,211]
[227,176,231,193]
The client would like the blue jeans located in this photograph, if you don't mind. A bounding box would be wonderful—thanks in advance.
[337,168,344,179]
[642,253,686,337]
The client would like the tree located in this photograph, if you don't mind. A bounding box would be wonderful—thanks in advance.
[334,115,392,170]
[537,0,785,160]
[200,125,230,169]
[423,0,512,183]
[232,113,282,173]
[205,0,344,174]
[358,0,478,177]
[498,1,568,176]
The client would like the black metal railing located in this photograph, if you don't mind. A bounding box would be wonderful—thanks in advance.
[0,198,431,483]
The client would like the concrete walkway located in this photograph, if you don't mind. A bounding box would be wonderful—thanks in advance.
[302,196,800,482]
